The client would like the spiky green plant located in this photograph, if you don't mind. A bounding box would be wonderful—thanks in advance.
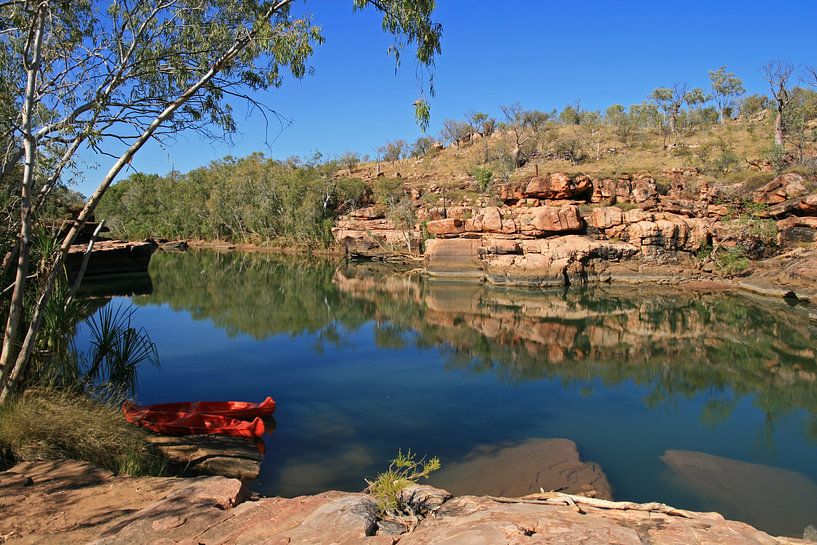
[80,304,159,394]
[365,449,441,516]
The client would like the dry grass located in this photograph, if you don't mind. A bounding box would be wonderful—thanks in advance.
[0,389,164,476]
[346,116,814,196]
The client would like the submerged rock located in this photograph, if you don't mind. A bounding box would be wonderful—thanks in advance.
[661,449,817,538]
[430,438,612,499]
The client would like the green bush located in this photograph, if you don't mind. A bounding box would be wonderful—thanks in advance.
[372,177,405,207]
[365,450,441,517]
[471,166,494,192]
[715,247,751,275]
[764,145,789,174]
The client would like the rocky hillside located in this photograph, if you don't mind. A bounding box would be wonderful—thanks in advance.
[333,167,817,301]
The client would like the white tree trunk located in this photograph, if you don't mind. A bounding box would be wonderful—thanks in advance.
[0,6,46,391]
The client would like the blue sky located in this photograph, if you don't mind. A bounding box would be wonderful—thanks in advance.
[75,0,817,195]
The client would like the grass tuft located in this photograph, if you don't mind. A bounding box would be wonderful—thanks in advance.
[365,449,441,516]
[0,389,164,476]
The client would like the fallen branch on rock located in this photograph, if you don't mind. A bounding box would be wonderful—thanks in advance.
[487,491,720,520]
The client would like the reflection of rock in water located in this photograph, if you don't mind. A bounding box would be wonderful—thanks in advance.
[430,438,612,500]
[661,450,817,538]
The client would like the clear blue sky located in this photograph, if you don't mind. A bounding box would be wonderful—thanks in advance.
[75,0,817,195]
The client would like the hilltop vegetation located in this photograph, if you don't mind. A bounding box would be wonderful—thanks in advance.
[98,64,817,246]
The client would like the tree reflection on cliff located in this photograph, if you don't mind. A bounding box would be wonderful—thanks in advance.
[135,250,817,427]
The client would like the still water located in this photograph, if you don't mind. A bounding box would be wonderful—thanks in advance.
[79,250,817,537]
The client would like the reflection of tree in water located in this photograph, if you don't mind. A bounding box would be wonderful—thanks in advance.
[136,250,817,432]
[133,250,372,342]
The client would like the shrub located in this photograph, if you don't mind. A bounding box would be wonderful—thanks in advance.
[372,178,405,207]
[764,145,789,174]
[715,247,750,275]
[470,166,494,192]
[0,389,164,476]
[335,177,371,211]
[365,450,441,517]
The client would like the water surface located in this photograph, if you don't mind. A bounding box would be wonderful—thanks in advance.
[78,250,817,537]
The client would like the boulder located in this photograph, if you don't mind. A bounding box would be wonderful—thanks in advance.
[517,205,584,236]
[145,435,263,481]
[767,194,817,218]
[524,173,593,200]
[426,218,465,236]
[481,206,503,233]
[424,238,484,277]
[588,207,625,230]
[631,176,658,204]
[753,173,809,204]
[482,235,639,286]
[66,240,157,278]
[349,206,386,220]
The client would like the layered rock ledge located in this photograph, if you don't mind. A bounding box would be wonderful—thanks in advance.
[0,460,809,545]
[333,171,817,302]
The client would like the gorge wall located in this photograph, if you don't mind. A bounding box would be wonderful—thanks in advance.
[332,170,817,300]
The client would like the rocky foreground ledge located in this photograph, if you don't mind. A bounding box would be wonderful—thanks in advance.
[0,460,809,545]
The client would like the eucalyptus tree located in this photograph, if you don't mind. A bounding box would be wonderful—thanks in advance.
[709,66,745,124]
[378,139,407,165]
[761,60,795,147]
[409,135,435,157]
[0,0,442,402]
[499,103,550,167]
[651,83,708,143]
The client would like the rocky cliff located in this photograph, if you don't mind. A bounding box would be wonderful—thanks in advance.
[332,171,817,300]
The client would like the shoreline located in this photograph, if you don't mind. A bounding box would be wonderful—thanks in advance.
[153,240,817,309]
[0,459,811,545]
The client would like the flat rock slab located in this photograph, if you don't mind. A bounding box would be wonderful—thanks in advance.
[430,438,612,500]
[661,449,817,538]
[0,461,810,545]
[0,460,179,545]
[146,434,263,480]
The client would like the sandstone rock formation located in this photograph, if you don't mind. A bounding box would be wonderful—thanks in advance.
[66,239,158,278]
[333,170,817,295]
[0,460,808,545]
[145,434,264,481]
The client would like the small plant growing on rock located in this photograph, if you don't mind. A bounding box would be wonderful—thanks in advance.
[366,449,441,517]
[715,247,751,275]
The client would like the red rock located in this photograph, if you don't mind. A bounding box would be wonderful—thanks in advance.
[426,218,464,236]
[589,207,624,230]
[524,173,592,200]
[754,173,809,204]
[518,205,584,235]
[481,207,503,232]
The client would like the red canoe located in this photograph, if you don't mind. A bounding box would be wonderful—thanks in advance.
[126,397,276,419]
[123,406,265,439]
[122,397,275,439]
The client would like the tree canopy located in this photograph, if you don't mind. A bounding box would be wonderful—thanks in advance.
[0,0,442,402]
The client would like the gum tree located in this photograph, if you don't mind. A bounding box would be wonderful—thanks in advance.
[0,0,442,402]
[500,103,550,168]
[651,83,708,143]
[709,66,745,124]
[761,60,795,147]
